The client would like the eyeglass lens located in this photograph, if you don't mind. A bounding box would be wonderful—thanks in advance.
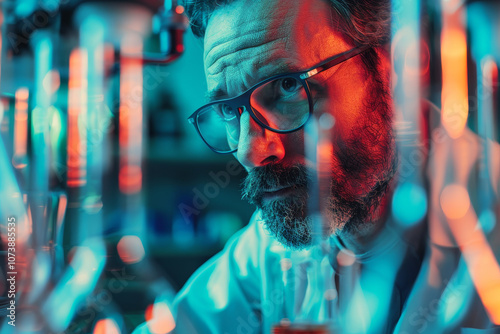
[196,76,310,152]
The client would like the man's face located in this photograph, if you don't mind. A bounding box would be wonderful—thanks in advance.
[204,0,396,249]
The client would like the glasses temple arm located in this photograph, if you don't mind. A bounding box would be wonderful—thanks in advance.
[300,45,371,80]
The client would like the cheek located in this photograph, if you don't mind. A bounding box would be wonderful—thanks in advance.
[314,70,371,138]
[281,130,306,162]
[312,96,354,143]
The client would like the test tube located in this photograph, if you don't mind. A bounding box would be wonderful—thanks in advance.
[79,14,107,240]
[118,31,149,244]
[271,110,336,333]
[30,30,53,194]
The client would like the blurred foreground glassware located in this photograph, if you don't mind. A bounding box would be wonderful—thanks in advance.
[0,191,71,333]
[270,241,341,334]
[92,232,177,334]
[270,112,339,334]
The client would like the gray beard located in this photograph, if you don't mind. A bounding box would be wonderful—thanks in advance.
[265,179,393,249]
[242,160,397,250]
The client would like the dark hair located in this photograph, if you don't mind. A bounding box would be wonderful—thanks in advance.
[182,0,391,73]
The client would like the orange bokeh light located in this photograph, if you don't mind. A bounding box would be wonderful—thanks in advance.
[13,87,29,169]
[441,184,500,323]
[93,319,120,334]
[118,165,142,195]
[117,235,145,264]
[15,87,29,101]
[440,0,468,140]
[337,249,356,267]
[145,302,176,334]
[175,5,185,14]
[440,184,470,220]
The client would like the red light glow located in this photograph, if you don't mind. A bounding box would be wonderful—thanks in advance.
[175,6,185,14]
[145,302,176,334]
[13,87,29,169]
[119,35,143,194]
[67,48,88,188]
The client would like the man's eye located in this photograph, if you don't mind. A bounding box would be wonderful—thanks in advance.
[279,78,301,94]
[219,105,236,120]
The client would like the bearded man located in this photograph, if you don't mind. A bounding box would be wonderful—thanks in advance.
[163,0,500,333]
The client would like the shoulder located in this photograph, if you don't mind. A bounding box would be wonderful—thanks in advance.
[170,211,275,333]
[173,210,277,307]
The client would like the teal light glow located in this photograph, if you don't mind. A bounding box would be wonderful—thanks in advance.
[49,106,64,152]
[468,4,495,61]
[15,0,37,17]
[392,183,428,227]
[440,263,473,329]
[478,209,496,234]
[80,15,105,50]
[0,137,26,225]
[32,33,53,192]
[27,252,52,304]
[343,287,371,333]
[43,239,106,332]
[34,37,52,110]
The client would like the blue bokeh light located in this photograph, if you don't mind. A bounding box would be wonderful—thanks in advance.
[392,183,428,227]
[478,210,496,234]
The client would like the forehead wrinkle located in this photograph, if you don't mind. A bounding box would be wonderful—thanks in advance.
[203,0,296,72]
[203,0,351,102]
[206,53,303,100]
[204,25,271,64]
[204,31,288,76]
[205,37,288,77]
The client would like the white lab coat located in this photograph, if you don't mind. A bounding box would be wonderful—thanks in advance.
[171,211,425,334]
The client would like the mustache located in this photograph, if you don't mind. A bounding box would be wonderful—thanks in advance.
[242,163,310,205]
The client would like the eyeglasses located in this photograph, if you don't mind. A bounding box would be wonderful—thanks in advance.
[188,45,370,154]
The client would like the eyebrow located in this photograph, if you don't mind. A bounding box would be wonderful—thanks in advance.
[204,61,303,103]
[205,89,228,102]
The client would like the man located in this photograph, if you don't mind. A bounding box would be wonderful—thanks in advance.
[169,0,500,333]
[187,0,395,252]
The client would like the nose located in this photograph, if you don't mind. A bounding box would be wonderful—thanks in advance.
[236,110,285,169]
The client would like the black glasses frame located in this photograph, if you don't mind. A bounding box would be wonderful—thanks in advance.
[188,45,370,154]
